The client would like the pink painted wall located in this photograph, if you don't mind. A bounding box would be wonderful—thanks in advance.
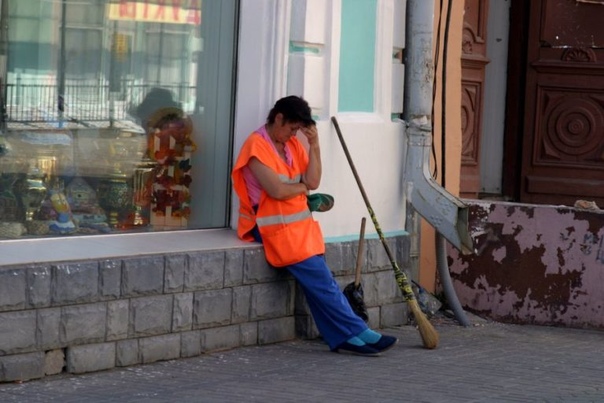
[447,200,604,329]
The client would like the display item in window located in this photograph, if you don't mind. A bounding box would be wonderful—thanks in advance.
[145,106,196,229]
[0,136,11,157]
[97,174,132,229]
[17,164,47,222]
[47,190,76,235]
[0,173,20,222]
[0,222,26,239]
[66,176,110,233]
[25,220,49,236]
[121,159,157,229]
[133,88,197,230]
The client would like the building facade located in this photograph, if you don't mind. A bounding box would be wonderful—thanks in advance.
[0,0,425,382]
[0,0,413,265]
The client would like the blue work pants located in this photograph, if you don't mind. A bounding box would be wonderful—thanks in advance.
[286,255,368,350]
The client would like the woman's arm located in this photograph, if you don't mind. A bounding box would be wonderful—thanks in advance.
[248,157,308,200]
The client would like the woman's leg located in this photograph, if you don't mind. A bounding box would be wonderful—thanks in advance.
[286,255,368,350]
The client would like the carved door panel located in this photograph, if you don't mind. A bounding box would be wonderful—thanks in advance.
[460,0,489,198]
[520,0,604,206]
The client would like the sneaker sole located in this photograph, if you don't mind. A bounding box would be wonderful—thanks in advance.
[369,337,398,353]
[332,348,381,357]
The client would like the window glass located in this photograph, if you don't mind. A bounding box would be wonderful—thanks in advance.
[0,0,237,239]
[338,0,377,112]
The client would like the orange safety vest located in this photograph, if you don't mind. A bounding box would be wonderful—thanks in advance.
[232,132,325,267]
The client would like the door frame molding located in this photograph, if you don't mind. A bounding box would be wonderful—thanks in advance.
[502,0,531,200]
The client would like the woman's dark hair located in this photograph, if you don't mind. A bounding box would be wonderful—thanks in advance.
[266,95,315,126]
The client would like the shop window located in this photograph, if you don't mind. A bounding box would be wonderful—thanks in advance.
[0,0,238,240]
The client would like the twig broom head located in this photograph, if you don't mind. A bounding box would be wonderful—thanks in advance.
[408,298,439,349]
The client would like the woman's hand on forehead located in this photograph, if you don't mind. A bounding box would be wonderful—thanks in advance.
[301,125,319,145]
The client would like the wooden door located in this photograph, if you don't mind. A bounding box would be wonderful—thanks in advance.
[460,0,489,198]
[520,0,604,206]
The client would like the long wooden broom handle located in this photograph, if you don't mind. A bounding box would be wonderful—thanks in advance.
[331,116,416,301]
[354,217,366,287]
[331,116,439,349]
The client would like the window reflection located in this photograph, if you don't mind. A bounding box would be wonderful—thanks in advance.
[0,0,234,240]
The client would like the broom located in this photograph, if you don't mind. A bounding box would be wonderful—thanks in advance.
[331,116,439,350]
[343,217,369,321]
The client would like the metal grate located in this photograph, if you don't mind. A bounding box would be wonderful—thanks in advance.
[1,79,196,130]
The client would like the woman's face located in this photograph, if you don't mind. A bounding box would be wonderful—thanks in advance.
[272,114,302,144]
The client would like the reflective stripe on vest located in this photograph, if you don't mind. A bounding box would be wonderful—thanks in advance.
[256,209,311,227]
[239,211,254,222]
[254,173,304,227]
[279,174,301,184]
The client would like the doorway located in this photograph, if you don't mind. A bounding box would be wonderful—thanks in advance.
[505,0,604,207]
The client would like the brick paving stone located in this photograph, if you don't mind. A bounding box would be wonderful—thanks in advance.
[1,313,603,402]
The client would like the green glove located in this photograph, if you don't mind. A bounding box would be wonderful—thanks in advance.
[307,193,334,212]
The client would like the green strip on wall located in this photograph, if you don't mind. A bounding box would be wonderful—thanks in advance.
[338,0,377,112]
[289,42,320,55]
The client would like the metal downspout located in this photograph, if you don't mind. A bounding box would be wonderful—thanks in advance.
[403,0,473,326]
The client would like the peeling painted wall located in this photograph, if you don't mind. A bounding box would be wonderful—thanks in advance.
[447,200,604,329]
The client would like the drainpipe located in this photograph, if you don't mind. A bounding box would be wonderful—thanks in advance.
[0,0,7,130]
[403,0,473,326]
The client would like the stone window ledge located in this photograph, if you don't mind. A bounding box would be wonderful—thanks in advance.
[0,229,254,266]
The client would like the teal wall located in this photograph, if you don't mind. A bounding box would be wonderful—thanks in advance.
[338,0,377,112]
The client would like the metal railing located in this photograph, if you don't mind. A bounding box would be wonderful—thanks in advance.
[1,78,196,128]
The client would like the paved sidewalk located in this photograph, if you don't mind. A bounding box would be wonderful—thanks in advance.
[1,315,603,403]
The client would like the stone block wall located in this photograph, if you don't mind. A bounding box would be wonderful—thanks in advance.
[0,235,410,382]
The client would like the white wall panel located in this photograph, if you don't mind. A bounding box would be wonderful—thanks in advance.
[233,0,408,239]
